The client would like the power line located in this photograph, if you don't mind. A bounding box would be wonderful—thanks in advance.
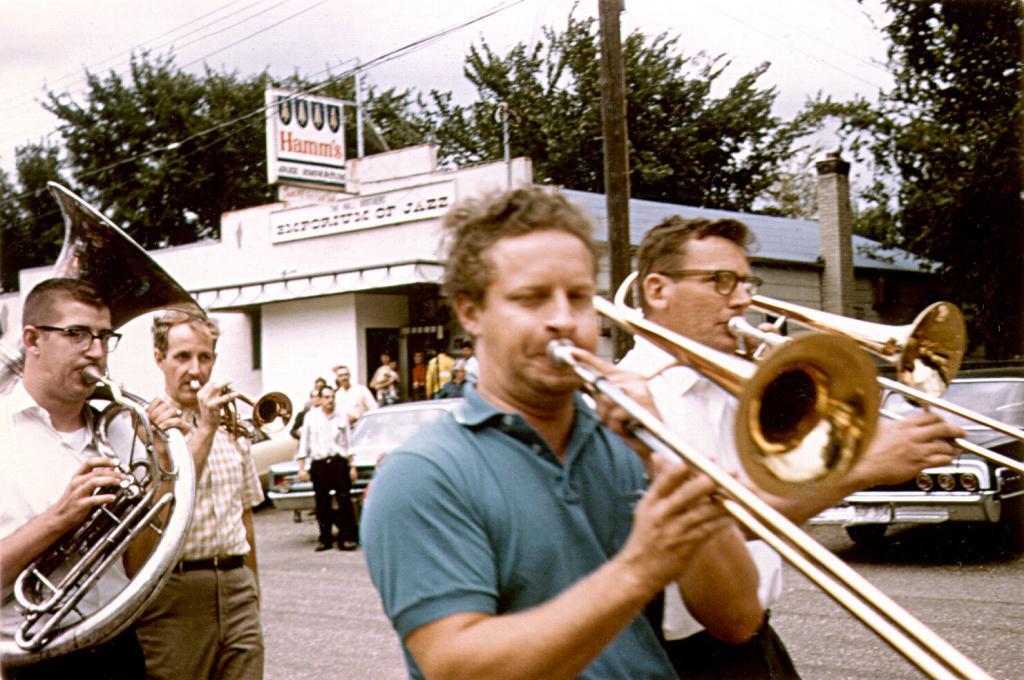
[740,2,891,78]
[4,0,277,113]
[702,3,889,91]
[9,0,525,203]
[179,0,330,70]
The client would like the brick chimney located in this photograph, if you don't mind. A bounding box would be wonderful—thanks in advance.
[816,151,855,315]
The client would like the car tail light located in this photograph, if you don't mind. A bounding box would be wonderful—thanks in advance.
[937,473,956,491]
[915,472,934,491]
[960,473,979,492]
[272,474,297,493]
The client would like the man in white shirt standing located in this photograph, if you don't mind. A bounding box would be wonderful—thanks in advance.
[0,278,145,679]
[296,386,357,551]
[620,215,964,679]
[332,364,377,426]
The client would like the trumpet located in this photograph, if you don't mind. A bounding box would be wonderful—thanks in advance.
[187,379,292,439]
[554,300,993,678]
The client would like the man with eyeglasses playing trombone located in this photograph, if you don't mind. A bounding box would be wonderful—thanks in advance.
[0,278,145,679]
[619,215,965,678]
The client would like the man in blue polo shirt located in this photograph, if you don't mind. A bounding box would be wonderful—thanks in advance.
[362,186,765,679]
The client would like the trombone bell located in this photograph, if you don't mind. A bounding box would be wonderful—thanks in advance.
[739,333,880,497]
[750,295,966,399]
[593,296,880,498]
[897,302,966,397]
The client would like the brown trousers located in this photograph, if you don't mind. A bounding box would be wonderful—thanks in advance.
[135,566,263,680]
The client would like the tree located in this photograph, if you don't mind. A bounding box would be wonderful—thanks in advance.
[419,13,820,211]
[820,0,1023,358]
[40,53,426,255]
[755,151,820,219]
[0,143,66,292]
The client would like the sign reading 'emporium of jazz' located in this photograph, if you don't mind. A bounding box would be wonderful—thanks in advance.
[269,181,456,244]
[264,88,347,189]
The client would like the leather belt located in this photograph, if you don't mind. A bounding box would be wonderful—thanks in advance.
[311,454,344,464]
[175,554,245,573]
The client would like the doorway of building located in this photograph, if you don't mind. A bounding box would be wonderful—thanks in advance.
[365,328,400,404]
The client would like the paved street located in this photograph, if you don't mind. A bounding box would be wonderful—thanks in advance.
[255,508,1024,679]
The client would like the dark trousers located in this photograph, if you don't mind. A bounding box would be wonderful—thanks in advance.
[3,627,146,680]
[310,456,356,545]
[644,594,799,680]
[661,619,800,679]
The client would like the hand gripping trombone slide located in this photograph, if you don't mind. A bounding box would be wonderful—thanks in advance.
[547,332,993,680]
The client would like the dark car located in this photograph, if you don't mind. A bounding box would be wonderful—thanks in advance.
[809,366,1024,545]
[267,399,461,520]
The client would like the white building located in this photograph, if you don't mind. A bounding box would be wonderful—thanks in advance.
[0,145,932,416]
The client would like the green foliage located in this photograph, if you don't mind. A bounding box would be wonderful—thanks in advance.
[0,53,429,289]
[819,0,1023,357]
[44,53,277,250]
[419,13,820,211]
[756,153,820,219]
[4,16,818,288]
[0,143,66,291]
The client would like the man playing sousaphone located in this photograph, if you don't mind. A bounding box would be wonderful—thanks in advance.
[0,279,146,679]
[133,310,265,680]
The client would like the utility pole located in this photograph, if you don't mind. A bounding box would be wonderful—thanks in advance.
[598,0,631,359]
[355,61,365,159]
[497,101,511,188]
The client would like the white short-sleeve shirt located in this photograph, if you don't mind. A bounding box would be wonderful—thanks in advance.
[618,337,784,641]
[0,381,138,638]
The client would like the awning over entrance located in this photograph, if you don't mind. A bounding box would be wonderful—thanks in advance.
[191,259,444,311]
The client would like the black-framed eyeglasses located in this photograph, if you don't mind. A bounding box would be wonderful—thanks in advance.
[659,269,763,297]
[34,325,123,352]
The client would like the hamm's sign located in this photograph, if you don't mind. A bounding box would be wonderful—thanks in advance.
[269,181,455,244]
[265,88,347,189]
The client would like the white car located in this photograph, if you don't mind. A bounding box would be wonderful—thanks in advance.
[266,399,461,519]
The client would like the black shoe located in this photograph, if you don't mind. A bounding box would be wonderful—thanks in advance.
[315,542,332,552]
[340,541,359,551]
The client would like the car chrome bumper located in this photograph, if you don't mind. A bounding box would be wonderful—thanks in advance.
[267,486,366,512]
[809,490,1003,526]
[268,490,315,511]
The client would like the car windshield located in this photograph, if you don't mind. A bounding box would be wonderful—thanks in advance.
[882,378,1024,447]
[350,407,449,448]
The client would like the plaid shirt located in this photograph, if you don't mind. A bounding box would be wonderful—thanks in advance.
[176,402,264,560]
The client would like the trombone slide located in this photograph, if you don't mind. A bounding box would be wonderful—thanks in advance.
[548,339,991,680]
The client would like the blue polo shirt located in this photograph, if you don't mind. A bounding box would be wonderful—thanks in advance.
[362,385,676,679]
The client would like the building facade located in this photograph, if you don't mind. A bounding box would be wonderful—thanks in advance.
[0,146,933,417]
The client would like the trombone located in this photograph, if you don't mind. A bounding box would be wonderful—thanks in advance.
[618,271,1024,477]
[728,315,1024,478]
[564,297,993,679]
[747,293,1024,446]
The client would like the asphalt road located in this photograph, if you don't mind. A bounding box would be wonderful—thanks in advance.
[255,509,1024,679]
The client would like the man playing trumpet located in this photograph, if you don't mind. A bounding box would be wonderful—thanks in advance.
[134,310,264,680]
[620,215,965,678]
[0,278,145,679]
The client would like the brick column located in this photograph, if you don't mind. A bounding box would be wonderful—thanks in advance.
[816,151,855,315]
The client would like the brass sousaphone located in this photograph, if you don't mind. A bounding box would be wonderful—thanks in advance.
[0,183,200,667]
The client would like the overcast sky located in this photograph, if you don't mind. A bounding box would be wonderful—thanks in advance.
[0,0,893,177]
